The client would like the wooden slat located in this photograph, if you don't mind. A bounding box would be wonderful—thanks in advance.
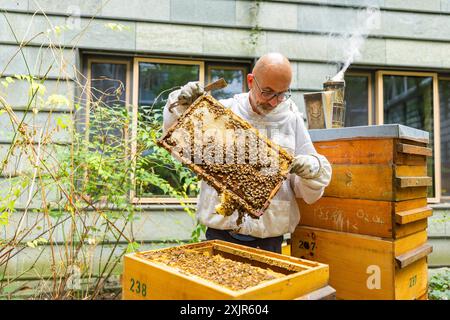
[394,219,428,239]
[397,143,432,157]
[395,165,427,177]
[394,153,427,166]
[395,207,433,224]
[396,177,432,188]
[394,198,428,212]
[394,230,428,257]
[295,285,336,300]
[395,244,433,269]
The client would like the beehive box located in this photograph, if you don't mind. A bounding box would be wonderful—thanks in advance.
[291,226,432,300]
[297,124,432,239]
[122,240,330,300]
[297,197,431,239]
[158,94,293,219]
[309,124,432,201]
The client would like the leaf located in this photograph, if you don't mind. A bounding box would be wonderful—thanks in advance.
[126,241,140,253]
[0,210,9,225]
[26,241,36,248]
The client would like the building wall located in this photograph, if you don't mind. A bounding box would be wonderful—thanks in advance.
[1,0,449,288]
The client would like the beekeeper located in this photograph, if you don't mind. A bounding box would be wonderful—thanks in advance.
[163,52,331,253]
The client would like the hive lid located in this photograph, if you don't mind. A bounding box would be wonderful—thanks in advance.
[309,124,429,143]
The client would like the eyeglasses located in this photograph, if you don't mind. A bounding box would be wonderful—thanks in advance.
[252,76,292,102]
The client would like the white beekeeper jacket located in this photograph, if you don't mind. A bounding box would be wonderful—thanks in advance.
[163,90,332,238]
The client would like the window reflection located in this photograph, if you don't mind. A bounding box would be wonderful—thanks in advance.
[137,61,201,198]
[138,62,200,120]
[383,75,435,197]
[208,67,246,100]
[439,79,450,198]
[90,63,127,107]
[344,74,370,127]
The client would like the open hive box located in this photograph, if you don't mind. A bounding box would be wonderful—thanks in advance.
[122,240,329,300]
[158,94,293,219]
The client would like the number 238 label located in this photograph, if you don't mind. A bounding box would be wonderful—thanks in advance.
[130,278,147,297]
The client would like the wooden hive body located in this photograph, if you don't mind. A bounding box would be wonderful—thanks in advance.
[292,125,433,300]
[292,226,430,300]
[158,94,293,217]
[122,240,329,300]
[297,125,432,239]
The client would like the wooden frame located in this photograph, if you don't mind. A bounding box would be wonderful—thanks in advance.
[375,70,441,203]
[345,72,373,125]
[130,57,205,204]
[157,94,293,217]
[206,65,248,93]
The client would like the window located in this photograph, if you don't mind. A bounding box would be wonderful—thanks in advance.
[87,59,131,143]
[85,56,251,204]
[439,77,450,200]
[376,71,440,202]
[207,65,248,100]
[131,58,204,203]
[344,72,372,127]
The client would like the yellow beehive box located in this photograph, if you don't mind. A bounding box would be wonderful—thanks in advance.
[309,125,432,201]
[297,197,432,239]
[291,226,432,300]
[122,240,329,300]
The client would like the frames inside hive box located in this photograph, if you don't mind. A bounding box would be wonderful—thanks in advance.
[157,94,293,223]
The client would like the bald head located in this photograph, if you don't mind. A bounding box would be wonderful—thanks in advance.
[247,53,293,115]
[252,52,292,87]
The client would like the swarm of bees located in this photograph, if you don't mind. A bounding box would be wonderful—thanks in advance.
[159,95,293,225]
[142,247,285,291]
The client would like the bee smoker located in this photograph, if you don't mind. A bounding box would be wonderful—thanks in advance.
[323,78,346,128]
[303,77,346,129]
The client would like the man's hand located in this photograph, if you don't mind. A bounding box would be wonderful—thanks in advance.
[290,154,321,179]
[178,81,204,107]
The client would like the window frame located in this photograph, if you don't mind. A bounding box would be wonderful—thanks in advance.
[130,57,205,204]
[375,70,441,203]
[344,71,373,126]
[438,76,450,202]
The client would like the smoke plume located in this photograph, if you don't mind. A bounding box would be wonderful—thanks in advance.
[332,6,381,81]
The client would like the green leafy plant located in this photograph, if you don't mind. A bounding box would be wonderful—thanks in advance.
[429,268,450,300]
[0,8,202,299]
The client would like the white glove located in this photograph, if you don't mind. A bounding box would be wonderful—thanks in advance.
[290,154,321,179]
[178,81,204,107]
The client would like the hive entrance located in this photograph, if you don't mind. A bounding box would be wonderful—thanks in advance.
[158,95,293,222]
